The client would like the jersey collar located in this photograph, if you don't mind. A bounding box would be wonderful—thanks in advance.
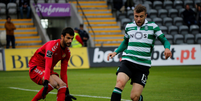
[60,44,66,50]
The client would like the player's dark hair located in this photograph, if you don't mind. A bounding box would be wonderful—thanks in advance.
[61,27,74,37]
[134,4,147,14]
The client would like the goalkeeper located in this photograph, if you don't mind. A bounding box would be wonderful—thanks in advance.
[29,27,76,101]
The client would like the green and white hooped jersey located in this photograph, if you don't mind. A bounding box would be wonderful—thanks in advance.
[122,19,164,67]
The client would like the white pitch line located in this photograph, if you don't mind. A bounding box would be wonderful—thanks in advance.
[9,87,131,101]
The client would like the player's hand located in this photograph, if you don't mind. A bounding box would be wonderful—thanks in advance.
[107,52,117,61]
[164,48,172,59]
[65,88,77,101]
[65,94,77,101]
[42,80,49,99]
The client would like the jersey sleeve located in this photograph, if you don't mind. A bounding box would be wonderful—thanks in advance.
[157,34,171,49]
[44,42,58,81]
[154,24,171,49]
[153,24,163,38]
[60,52,70,87]
[115,31,129,54]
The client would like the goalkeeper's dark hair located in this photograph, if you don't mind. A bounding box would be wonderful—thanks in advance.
[134,4,147,14]
[61,27,74,37]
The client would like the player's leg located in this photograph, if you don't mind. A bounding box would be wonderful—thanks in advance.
[130,67,148,101]
[115,72,130,89]
[130,83,143,101]
[51,75,67,101]
[29,66,58,101]
[32,76,57,101]
[111,72,130,101]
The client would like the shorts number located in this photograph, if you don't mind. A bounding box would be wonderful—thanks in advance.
[141,74,147,84]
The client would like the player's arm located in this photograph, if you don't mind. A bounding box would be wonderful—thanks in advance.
[115,38,128,54]
[154,24,172,59]
[42,42,56,98]
[157,34,172,59]
[157,34,170,49]
[44,45,54,82]
[107,36,128,61]
[60,58,68,86]
[61,54,77,101]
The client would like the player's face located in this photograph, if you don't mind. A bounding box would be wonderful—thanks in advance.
[134,10,147,26]
[62,33,74,47]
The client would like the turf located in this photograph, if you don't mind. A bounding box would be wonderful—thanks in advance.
[0,65,201,101]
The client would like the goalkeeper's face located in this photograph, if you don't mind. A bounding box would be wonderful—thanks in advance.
[134,11,147,26]
[61,33,74,47]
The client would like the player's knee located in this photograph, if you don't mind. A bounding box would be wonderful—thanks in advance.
[58,82,66,87]
[130,94,140,101]
[50,81,58,88]
[116,79,126,89]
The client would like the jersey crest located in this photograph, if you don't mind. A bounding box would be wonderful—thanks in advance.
[62,54,66,58]
[144,25,148,31]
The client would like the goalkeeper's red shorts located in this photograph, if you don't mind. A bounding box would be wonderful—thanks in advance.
[29,66,59,85]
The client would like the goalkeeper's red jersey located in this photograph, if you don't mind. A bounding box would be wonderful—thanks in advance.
[29,39,70,85]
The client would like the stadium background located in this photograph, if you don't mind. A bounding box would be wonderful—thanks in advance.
[0,0,201,101]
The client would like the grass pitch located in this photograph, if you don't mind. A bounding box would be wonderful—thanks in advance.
[0,65,201,101]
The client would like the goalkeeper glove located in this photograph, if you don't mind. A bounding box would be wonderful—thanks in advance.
[65,87,77,101]
[42,80,49,99]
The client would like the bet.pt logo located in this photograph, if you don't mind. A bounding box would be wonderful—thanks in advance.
[177,47,196,63]
[151,47,196,63]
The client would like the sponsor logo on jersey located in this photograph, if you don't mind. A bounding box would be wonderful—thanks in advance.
[127,28,135,31]
[46,50,53,58]
[62,54,66,58]
[130,32,143,40]
[52,42,59,51]
[135,32,143,39]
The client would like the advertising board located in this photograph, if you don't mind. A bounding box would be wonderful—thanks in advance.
[88,45,201,67]
[4,48,89,71]
[34,3,71,17]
